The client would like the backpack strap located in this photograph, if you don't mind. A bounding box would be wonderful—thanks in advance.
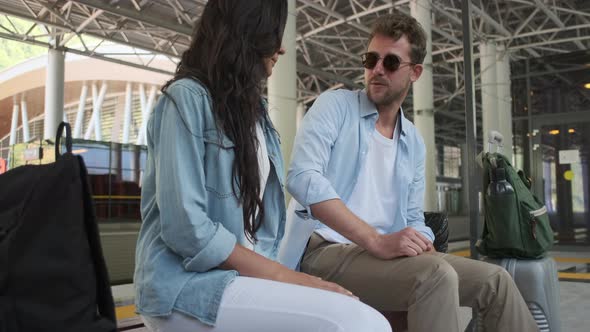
[518,170,533,189]
[55,122,73,160]
[77,156,117,324]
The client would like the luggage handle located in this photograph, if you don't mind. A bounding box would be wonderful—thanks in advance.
[55,122,73,160]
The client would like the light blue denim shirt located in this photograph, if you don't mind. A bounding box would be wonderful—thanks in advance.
[286,89,434,246]
[134,78,286,326]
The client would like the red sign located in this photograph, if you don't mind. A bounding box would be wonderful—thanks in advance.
[0,158,6,174]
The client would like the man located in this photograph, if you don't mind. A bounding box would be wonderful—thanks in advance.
[284,12,538,332]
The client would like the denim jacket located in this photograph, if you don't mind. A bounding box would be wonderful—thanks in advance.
[134,78,286,325]
[281,89,433,268]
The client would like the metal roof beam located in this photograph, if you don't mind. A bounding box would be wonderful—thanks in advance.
[298,62,363,89]
[532,0,585,49]
[74,0,192,35]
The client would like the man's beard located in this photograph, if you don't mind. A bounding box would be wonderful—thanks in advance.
[367,78,411,107]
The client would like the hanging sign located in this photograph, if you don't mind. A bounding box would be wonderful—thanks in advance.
[559,149,579,165]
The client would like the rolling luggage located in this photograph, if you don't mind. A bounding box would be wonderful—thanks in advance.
[483,257,561,332]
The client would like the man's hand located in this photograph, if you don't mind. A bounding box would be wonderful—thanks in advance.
[368,227,433,260]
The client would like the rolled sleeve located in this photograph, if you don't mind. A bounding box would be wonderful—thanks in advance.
[406,137,435,242]
[287,92,344,211]
[182,223,237,272]
[153,82,237,272]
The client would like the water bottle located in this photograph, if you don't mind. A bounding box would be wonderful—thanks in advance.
[487,167,514,197]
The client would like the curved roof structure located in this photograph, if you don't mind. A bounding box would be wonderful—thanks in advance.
[0,52,172,143]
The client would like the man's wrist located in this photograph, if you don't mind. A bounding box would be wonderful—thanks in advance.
[360,229,381,254]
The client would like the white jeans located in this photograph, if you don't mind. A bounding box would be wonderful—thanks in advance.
[141,276,391,332]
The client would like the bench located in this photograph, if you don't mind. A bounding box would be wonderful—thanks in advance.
[117,316,147,331]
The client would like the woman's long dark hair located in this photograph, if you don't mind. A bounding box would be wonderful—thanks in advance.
[162,0,288,243]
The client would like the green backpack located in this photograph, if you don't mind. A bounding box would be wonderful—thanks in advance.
[476,152,554,259]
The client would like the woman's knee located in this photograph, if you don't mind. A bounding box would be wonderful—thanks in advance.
[339,300,392,332]
[318,296,391,332]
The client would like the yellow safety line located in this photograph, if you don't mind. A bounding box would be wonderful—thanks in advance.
[116,304,138,320]
[450,249,470,257]
[93,195,141,200]
[558,272,590,280]
[553,257,590,264]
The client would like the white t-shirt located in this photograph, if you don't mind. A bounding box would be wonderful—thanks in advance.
[245,122,271,249]
[315,121,400,243]
[255,122,271,202]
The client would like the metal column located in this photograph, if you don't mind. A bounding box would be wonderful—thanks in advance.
[74,83,88,138]
[411,0,437,211]
[137,85,157,146]
[122,82,133,144]
[496,44,513,162]
[20,96,30,143]
[480,41,499,149]
[84,82,108,140]
[268,0,297,175]
[9,96,19,145]
[462,0,480,261]
[43,47,65,140]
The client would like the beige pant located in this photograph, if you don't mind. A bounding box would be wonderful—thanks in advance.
[301,233,538,332]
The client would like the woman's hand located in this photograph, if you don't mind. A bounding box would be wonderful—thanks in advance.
[220,244,357,299]
[275,269,358,299]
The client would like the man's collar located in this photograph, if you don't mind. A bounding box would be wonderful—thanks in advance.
[359,89,408,137]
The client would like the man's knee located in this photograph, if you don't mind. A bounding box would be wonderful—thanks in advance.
[432,258,459,289]
[412,255,459,293]
[490,266,515,290]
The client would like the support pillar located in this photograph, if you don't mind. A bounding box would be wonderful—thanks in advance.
[137,85,157,146]
[460,143,469,215]
[268,0,297,176]
[122,82,133,144]
[296,102,305,130]
[43,47,65,140]
[480,42,499,150]
[84,81,108,140]
[111,95,125,143]
[9,96,19,145]
[411,0,437,211]
[74,83,88,138]
[496,44,513,162]
[20,96,30,143]
[583,128,590,242]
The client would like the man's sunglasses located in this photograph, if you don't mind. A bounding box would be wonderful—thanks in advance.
[361,52,415,72]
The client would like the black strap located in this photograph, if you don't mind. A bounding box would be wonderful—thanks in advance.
[55,122,73,160]
[76,156,117,325]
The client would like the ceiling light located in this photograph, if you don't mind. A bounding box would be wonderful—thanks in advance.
[549,129,560,135]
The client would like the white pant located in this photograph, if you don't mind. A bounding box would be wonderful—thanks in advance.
[141,276,391,332]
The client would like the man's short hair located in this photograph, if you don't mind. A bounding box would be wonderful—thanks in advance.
[369,12,427,65]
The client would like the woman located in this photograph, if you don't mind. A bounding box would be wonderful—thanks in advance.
[134,1,391,331]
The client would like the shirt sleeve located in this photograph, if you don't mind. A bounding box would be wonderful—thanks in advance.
[406,136,435,242]
[286,92,345,216]
[151,83,236,273]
